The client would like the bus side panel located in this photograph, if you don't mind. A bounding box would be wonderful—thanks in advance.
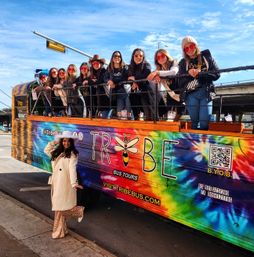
[30,121,254,252]
[11,119,33,164]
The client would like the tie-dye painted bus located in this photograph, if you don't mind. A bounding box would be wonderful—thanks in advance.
[12,81,254,253]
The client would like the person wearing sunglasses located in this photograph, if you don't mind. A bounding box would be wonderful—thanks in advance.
[105,51,131,120]
[52,68,68,116]
[88,54,109,119]
[178,36,220,130]
[148,49,183,121]
[73,62,90,117]
[128,48,153,120]
[42,67,58,116]
[65,64,78,117]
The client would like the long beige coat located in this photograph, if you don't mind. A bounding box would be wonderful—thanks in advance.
[44,142,78,211]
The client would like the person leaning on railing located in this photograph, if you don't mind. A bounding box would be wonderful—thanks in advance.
[65,64,84,117]
[147,49,184,121]
[31,72,48,115]
[105,51,131,120]
[128,48,153,120]
[177,36,220,130]
[74,62,90,118]
[88,54,110,119]
[52,68,68,116]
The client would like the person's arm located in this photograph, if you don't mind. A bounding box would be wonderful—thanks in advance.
[44,141,58,157]
[159,60,179,77]
[69,154,83,189]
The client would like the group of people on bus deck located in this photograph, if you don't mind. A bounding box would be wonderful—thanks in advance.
[32,36,220,130]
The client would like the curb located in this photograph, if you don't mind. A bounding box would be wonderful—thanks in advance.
[0,191,117,257]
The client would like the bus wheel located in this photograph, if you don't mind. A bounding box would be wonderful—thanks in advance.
[77,187,101,208]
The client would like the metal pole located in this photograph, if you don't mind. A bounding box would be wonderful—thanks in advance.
[32,31,93,59]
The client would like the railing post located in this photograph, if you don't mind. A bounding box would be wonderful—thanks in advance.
[219,95,223,121]
[154,82,158,123]
[89,85,92,120]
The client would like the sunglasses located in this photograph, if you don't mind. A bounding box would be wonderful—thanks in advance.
[59,71,65,76]
[184,43,196,53]
[40,75,47,80]
[113,54,121,58]
[80,66,88,71]
[156,53,166,60]
[68,67,75,72]
[134,54,143,58]
[92,61,100,67]
[51,70,58,75]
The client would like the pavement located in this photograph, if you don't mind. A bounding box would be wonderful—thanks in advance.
[0,191,117,257]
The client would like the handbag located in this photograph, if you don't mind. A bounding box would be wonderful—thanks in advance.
[186,79,199,92]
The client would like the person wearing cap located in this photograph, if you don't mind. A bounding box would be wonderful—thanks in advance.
[44,131,84,239]
[178,36,220,130]
[88,54,110,118]
[30,71,48,115]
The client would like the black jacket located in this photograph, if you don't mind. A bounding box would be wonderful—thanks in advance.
[128,62,151,91]
[178,49,220,101]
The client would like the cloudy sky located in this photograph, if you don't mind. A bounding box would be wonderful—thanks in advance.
[1,0,254,108]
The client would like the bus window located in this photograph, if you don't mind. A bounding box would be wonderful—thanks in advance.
[15,96,27,119]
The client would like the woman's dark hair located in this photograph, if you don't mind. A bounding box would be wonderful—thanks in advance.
[46,67,58,88]
[51,138,79,161]
[108,51,125,72]
[79,62,90,80]
[128,48,147,75]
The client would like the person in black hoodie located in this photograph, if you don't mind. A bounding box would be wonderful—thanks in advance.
[89,54,109,118]
[128,48,153,120]
[178,36,220,130]
[105,51,131,119]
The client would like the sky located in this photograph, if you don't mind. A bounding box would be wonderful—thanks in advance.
[1,0,254,109]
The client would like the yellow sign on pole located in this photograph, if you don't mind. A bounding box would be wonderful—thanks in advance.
[46,40,65,53]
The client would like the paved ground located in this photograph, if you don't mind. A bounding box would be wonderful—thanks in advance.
[0,191,117,257]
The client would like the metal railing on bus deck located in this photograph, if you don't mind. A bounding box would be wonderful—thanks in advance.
[28,65,254,132]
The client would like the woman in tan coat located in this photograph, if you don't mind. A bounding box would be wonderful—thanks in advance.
[44,131,84,239]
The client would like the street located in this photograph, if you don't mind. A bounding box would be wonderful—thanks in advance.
[0,134,252,257]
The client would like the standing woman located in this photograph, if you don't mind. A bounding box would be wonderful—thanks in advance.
[148,49,182,120]
[105,51,131,119]
[45,67,58,116]
[65,64,78,117]
[178,36,220,130]
[89,55,109,118]
[52,68,67,116]
[74,62,90,117]
[128,48,153,120]
[44,131,84,239]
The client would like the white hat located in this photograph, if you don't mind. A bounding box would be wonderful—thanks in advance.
[55,131,79,140]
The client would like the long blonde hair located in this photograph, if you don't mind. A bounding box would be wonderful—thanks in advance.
[66,64,77,83]
[181,36,201,61]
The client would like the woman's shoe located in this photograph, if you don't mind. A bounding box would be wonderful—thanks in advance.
[78,206,85,223]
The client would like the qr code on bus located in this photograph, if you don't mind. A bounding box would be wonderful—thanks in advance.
[208,144,232,170]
